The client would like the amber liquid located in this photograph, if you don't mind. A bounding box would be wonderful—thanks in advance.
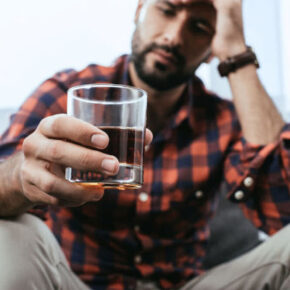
[66,127,144,190]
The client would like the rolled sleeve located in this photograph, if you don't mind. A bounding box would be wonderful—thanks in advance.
[224,124,290,234]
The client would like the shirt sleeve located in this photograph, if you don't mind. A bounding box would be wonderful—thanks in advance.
[0,69,78,160]
[223,122,290,236]
[0,69,77,219]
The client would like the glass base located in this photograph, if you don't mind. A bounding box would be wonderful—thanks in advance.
[65,163,143,190]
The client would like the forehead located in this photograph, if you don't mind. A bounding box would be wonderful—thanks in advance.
[153,0,214,8]
[149,0,216,15]
[169,0,213,5]
[149,0,216,21]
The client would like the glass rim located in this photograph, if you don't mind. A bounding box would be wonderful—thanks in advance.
[68,83,147,105]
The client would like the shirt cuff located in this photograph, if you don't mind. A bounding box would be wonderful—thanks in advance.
[227,123,290,202]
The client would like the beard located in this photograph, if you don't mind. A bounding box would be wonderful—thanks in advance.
[130,27,198,91]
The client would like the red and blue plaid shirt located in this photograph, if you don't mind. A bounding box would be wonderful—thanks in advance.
[0,55,289,289]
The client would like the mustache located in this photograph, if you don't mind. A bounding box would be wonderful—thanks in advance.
[143,43,186,65]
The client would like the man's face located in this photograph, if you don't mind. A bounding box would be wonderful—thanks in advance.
[131,0,216,90]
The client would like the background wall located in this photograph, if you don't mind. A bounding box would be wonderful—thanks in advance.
[280,0,290,118]
[0,0,136,109]
[0,0,289,123]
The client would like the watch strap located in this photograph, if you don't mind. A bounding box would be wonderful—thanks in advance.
[218,46,260,77]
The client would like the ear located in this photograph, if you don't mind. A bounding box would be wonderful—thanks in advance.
[134,0,146,24]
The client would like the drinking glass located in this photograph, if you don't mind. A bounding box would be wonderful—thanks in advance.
[65,84,147,190]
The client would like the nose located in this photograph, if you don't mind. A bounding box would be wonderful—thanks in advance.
[162,16,187,48]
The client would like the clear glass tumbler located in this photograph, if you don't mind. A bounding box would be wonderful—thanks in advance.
[65,84,147,190]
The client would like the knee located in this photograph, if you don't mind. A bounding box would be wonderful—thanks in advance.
[0,214,50,288]
[0,213,42,248]
[0,214,43,265]
[280,225,290,254]
[272,225,290,246]
[268,225,290,265]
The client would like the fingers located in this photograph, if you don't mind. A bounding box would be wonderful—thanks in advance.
[25,115,151,174]
[40,114,153,149]
[23,133,119,175]
[20,114,152,208]
[22,182,59,206]
[20,159,104,206]
[145,128,153,146]
[38,114,109,149]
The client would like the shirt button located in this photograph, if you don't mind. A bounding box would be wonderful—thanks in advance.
[134,255,142,264]
[139,192,149,202]
[234,190,245,201]
[195,190,204,199]
[243,176,254,188]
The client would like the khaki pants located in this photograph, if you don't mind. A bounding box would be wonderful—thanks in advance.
[0,214,289,290]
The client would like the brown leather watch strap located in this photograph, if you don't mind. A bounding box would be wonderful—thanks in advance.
[218,46,260,77]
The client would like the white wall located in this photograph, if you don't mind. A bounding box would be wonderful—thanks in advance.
[0,0,136,108]
[0,0,289,121]
[280,0,290,118]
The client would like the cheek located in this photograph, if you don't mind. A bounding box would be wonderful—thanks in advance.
[186,36,212,56]
[139,22,162,43]
[185,42,212,67]
[137,9,167,45]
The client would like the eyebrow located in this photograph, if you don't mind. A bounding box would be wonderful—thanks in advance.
[157,0,214,11]
[157,0,178,9]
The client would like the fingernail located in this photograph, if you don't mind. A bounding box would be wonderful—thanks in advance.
[101,159,118,173]
[145,145,150,152]
[91,134,108,149]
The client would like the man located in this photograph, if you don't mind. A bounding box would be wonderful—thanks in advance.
[0,0,289,289]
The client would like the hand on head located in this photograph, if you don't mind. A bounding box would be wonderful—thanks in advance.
[210,0,246,60]
[157,0,246,60]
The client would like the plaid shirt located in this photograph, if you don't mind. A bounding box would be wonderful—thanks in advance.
[0,55,289,289]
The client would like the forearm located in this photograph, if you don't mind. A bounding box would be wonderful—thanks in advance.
[228,64,285,145]
[210,0,285,145]
[0,153,34,217]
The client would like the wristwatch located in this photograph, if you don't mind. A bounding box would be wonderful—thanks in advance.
[218,46,260,77]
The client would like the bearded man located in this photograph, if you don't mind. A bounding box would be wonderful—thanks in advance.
[0,0,289,289]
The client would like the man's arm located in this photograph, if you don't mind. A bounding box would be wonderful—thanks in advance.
[228,65,285,144]
[0,115,114,217]
[211,0,285,145]
[209,0,289,234]
[0,114,153,218]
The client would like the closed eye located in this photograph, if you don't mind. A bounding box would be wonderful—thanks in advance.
[158,6,176,17]
[189,19,214,35]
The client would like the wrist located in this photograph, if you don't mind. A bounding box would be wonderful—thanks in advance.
[8,153,34,207]
[217,42,247,62]
[10,153,25,194]
[218,46,260,78]
[0,153,34,217]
